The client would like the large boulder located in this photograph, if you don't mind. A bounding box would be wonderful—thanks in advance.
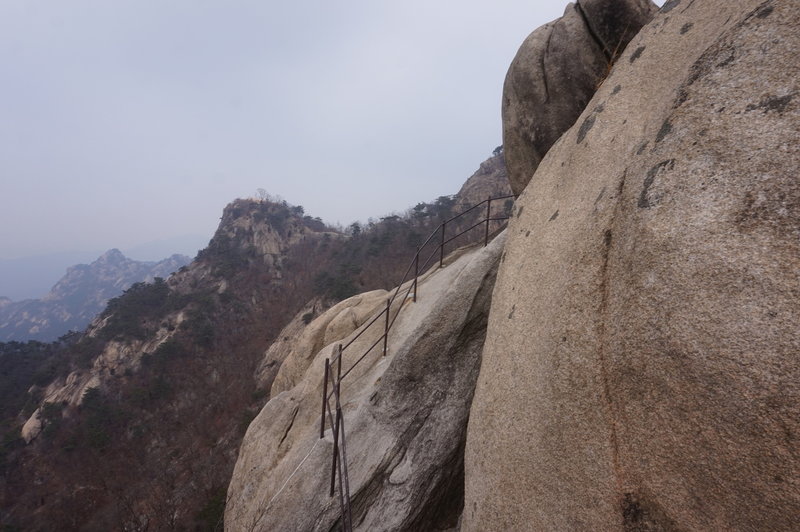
[268,290,388,396]
[502,0,656,196]
[466,1,799,530]
[226,236,505,531]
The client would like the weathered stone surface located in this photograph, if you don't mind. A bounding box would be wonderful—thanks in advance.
[226,235,505,531]
[466,1,799,530]
[502,0,656,196]
[254,298,329,392]
[454,153,512,208]
[269,289,388,396]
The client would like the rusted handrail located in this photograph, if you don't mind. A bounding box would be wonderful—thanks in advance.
[318,194,514,530]
[324,363,352,531]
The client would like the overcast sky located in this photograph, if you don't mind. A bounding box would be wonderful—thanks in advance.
[1,1,656,261]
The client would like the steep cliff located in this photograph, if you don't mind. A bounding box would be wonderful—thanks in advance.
[466,1,799,530]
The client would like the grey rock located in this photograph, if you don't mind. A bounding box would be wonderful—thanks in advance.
[454,153,512,209]
[466,1,799,530]
[226,235,505,531]
[502,0,656,196]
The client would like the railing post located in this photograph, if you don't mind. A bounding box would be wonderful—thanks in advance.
[383,299,390,357]
[439,222,446,268]
[330,392,340,497]
[337,344,342,382]
[484,196,491,247]
[413,247,419,302]
[321,358,329,439]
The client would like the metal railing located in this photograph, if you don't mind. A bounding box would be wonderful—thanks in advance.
[319,195,513,531]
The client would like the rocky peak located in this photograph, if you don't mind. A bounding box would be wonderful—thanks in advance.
[454,153,512,208]
[199,198,331,275]
[96,248,126,264]
[0,250,192,342]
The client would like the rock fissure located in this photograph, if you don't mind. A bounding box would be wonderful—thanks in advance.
[540,28,554,103]
[278,406,300,447]
[575,1,615,60]
[598,169,630,518]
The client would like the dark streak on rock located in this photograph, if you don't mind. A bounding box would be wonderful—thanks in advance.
[278,406,300,447]
[622,493,681,531]
[636,142,649,155]
[629,46,645,64]
[597,224,622,498]
[507,305,515,320]
[595,187,606,205]
[745,93,794,114]
[655,120,672,143]
[680,22,693,34]
[639,159,675,208]
[540,29,554,103]
[756,4,774,18]
[573,1,613,60]
[525,230,531,237]
[716,51,736,68]
[674,39,737,108]
[612,85,622,95]
[549,210,559,222]
[577,114,596,144]
[660,0,681,13]
[577,104,606,144]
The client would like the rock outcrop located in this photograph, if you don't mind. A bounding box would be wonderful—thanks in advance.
[466,1,799,530]
[266,290,388,395]
[454,152,512,208]
[18,200,328,444]
[226,235,505,531]
[502,0,656,196]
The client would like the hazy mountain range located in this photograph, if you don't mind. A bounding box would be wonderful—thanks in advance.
[0,234,208,302]
[0,249,191,342]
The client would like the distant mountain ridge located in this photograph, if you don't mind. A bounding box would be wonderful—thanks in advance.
[0,249,191,342]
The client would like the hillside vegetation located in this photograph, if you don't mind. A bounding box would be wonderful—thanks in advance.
[0,154,509,530]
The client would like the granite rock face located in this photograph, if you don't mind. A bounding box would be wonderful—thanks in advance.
[502,0,656,196]
[268,290,388,396]
[454,153,512,208]
[226,236,505,531]
[466,1,799,530]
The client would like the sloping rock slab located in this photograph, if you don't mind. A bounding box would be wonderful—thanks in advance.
[227,235,505,531]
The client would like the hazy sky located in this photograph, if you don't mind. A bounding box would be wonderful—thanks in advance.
[0,1,654,260]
